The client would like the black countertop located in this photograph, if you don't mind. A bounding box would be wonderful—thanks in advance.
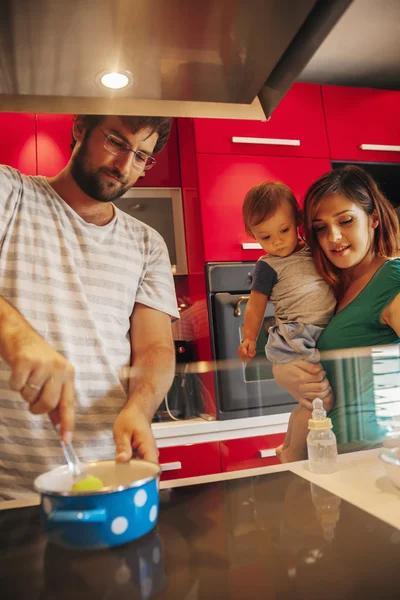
[1,471,400,599]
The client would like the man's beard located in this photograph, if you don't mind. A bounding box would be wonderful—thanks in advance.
[71,136,132,202]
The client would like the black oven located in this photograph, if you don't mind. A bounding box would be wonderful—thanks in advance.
[206,262,296,420]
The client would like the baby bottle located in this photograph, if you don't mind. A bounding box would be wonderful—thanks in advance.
[307,398,338,474]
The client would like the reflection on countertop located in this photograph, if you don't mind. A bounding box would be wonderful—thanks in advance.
[1,469,400,599]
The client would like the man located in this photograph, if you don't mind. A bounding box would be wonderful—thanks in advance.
[0,114,179,499]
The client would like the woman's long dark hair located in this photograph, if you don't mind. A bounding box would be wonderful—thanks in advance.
[303,166,400,298]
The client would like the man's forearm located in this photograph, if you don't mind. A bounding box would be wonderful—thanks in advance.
[0,296,32,361]
[125,343,176,420]
[0,295,24,329]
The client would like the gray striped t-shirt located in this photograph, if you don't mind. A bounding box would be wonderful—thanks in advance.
[0,166,179,500]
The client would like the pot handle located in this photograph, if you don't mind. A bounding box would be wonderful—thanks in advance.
[48,508,107,523]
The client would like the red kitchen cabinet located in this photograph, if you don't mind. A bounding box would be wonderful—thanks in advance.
[196,153,331,262]
[158,442,221,481]
[36,114,74,176]
[135,119,181,188]
[193,83,329,159]
[220,433,286,472]
[0,113,36,175]
[322,85,400,163]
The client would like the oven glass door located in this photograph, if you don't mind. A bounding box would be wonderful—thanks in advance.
[212,293,295,418]
[241,316,276,383]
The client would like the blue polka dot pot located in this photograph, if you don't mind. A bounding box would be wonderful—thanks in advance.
[34,459,161,550]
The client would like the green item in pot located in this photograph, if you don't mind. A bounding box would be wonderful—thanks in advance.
[71,475,104,492]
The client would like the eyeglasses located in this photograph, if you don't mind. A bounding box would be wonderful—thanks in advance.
[100,129,156,171]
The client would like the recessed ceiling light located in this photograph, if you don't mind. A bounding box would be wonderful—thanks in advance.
[100,71,131,90]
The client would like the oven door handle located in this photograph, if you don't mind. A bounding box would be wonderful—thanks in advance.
[234,295,251,317]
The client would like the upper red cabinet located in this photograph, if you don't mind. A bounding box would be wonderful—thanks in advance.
[322,85,400,163]
[196,154,331,262]
[135,119,181,188]
[193,83,329,159]
[0,113,36,175]
[36,114,74,176]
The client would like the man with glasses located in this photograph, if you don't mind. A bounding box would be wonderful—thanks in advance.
[0,114,179,499]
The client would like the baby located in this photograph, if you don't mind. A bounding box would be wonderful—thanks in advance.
[237,181,336,462]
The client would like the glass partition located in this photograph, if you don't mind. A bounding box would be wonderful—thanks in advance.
[150,344,400,453]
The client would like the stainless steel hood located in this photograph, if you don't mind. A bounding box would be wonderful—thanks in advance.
[0,0,351,120]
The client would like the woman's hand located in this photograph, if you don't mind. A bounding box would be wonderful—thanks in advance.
[273,360,332,410]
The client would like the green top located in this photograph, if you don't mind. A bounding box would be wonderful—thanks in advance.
[318,259,400,450]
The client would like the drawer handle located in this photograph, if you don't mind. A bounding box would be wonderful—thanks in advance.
[360,143,400,152]
[242,242,262,250]
[160,461,182,472]
[259,449,277,458]
[232,136,300,147]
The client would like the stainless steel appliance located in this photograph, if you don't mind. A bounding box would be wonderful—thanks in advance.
[206,262,296,420]
[153,340,205,423]
[113,187,187,275]
[0,0,352,120]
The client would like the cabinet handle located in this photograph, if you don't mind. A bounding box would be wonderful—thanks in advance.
[259,449,276,458]
[242,242,262,250]
[360,143,400,152]
[232,136,300,147]
[160,461,182,472]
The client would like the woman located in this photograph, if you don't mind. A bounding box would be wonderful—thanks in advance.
[273,165,400,452]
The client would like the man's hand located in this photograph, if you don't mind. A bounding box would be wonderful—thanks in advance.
[113,405,159,464]
[113,304,174,465]
[0,311,75,442]
[113,304,174,464]
[273,360,332,410]
[238,339,257,362]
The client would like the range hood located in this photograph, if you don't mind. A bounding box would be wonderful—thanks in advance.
[0,0,351,120]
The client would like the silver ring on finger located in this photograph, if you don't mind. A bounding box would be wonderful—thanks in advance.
[26,382,42,391]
